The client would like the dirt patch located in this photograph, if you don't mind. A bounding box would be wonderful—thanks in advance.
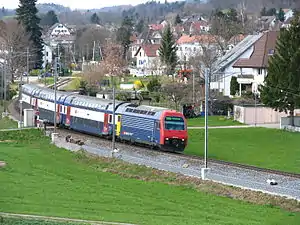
[0,140,15,143]
[76,151,300,212]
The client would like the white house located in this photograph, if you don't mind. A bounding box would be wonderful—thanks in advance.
[176,34,220,63]
[210,31,279,96]
[134,44,162,75]
[42,44,53,69]
[189,21,210,34]
[50,23,71,37]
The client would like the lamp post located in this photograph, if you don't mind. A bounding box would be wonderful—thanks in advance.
[204,68,209,169]
[53,57,57,133]
[201,68,210,180]
[111,85,116,157]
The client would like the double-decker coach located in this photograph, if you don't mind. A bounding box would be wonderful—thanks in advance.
[21,84,188,152]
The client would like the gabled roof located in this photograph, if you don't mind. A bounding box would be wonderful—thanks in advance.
[233,31,279,68]
[148,24,164,31]
[134,44,160,57]
[177,34,218,45]
[212,34,264,74]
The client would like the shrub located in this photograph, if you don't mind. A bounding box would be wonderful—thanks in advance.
[230,76,239,96]
[147,78,161,92]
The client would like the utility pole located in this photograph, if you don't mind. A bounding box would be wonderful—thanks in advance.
[26,47,29,83]
[3,50,7,114]
[53,57,57,132]
[19,68,24,128]
[92,41,95,61]
[204,68,209,169]
[112,85,116,156]
[254,89,257,127]
[192,71,195,103]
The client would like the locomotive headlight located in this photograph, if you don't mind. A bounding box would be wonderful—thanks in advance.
[182,139,185,141]
[165,138,169,140]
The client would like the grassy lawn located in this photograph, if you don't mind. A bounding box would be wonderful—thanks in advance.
[0,130,299,225]
[186,128,300,173]
[38,77,55,86]
[63,77,82,91]
[187,116,244,127]
[0,217,87,225]
[0,117,18,129]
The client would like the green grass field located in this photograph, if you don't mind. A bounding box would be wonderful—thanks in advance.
[63,78,82,91]
[187,116,244,127]
[0,217,87,225]
[186,128,300,173]
[0,117,18,129]
[0,130,299,225]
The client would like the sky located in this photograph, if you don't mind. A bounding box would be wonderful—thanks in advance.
[4,0,181,10]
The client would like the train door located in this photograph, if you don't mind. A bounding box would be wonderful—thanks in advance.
[65,106,71,126]
[116,115,121,136]
[103,113,109,134]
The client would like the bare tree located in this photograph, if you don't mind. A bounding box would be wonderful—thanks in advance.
[148,57,162,76]
[163,82,188,110]
[0,19,31,82]
[75,26,111,62]
[99,42,126,86]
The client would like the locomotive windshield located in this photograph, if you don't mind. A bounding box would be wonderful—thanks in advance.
[164,116,185,130]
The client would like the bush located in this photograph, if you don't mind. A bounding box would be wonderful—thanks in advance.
[230,76,239,96]
[147,78,161,92]
[30,69,41,76]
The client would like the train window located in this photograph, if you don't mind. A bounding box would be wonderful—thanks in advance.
[118,116,121,122]
[133,109,140,113]
[109,115,112,123]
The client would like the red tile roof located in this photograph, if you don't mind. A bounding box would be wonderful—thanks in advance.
[177,34,219,44]
[233,31,279,68]
[191,21,209,30]
[149,24,164,31]
[229,34,247,45]
[134,44,160,57]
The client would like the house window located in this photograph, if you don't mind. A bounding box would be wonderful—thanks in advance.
[140,52,142,56]
[258,68,262,75]
[46,52,48,56]
[194,47,196,52]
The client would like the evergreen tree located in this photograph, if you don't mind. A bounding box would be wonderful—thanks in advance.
[91,13,100,24]
[158,25,177,78]
[277,8,285,22]
[230,76,239,96]
[174,14,181,25]
[260,14,300,126]
[116,16,133,60]
[260,7,267,16]
[135,19,144,33]
[40,10,59,27]
[16,0,44,69]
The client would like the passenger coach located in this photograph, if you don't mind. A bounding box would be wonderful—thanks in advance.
[21,84,188,152]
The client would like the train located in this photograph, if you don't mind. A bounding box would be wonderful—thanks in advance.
[20,84,188,152]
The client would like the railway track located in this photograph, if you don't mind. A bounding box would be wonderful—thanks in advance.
[8,98,300,180]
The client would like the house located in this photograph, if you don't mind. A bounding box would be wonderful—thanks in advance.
[134,44,161,75]
[189,21,210,34]
[176,34,220,63]
[226,34,247,51]
[130,30,163,59]
[42,44,53,69]
[210,31,279,96]
[49,23,72,37]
